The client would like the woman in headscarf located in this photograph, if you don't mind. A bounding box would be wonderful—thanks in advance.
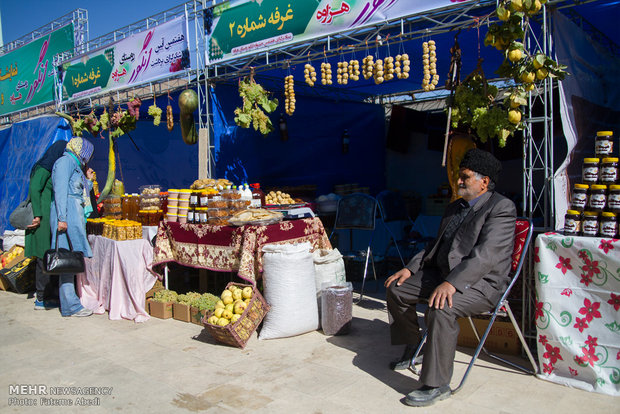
[50,137,96,317]
[25,140,67,310]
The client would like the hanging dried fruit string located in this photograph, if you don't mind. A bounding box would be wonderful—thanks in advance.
[395,34,410,80]
[348,46,360,81]
[167,92,174,132]
[337,47,349,85]
[383,35,395,82]
[304,52,317,87]
[284,61,295,115]
[373,35,384,84]
[362,41,374,80]
[320,47,332,85]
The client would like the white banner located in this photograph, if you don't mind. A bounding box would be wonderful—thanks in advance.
[61,17,190,102]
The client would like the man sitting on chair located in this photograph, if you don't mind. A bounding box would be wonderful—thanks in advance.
[385,148,516,407]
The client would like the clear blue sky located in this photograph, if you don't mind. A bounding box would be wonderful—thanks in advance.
[1,0,187,45]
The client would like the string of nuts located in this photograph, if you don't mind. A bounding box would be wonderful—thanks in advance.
[284,75,295,115]
[348,59,360,81]
[395,53,410,79]
[304,63,317,86]
[362,55,374,79]
[422,40,439,91]
[337,61,349,85]
[321,62,333,85]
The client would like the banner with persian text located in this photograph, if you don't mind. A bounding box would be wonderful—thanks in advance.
[0,24,74,116]
[60,17,189,102]
[207,0,472,63]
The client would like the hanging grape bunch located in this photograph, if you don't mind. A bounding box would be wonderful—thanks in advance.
[304,63,317,86]
[362,55,374,79]
[321,62,333,85]
[373,58,384,84]
[395,53,410,79]
[148,103,162,126]
[337,61,349,85]
[284,75,295,115]
[384,56,395,81]
[348,59,360,81]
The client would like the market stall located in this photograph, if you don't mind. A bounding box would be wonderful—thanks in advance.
[152,217,331,284]
[534,232,620,396]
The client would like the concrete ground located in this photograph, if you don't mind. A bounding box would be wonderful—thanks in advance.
[0,289,616,414]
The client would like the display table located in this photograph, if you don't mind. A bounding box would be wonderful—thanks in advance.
[152,217,332,283]
[77,235,158,323]
[534,232,620,396]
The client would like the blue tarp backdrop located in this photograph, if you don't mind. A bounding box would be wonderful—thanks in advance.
[0,116,72,234]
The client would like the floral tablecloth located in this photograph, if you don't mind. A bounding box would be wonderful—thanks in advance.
[152,217,332,284]
[534,232,620,396]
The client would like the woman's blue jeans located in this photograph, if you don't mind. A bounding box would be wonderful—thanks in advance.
[58,274,84,316]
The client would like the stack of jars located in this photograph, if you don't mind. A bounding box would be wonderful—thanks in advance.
[565,131,618,237]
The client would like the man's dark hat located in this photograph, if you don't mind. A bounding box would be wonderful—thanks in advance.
[459,148,502,184]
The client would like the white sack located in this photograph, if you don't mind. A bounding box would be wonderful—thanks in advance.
[259,242,319,340]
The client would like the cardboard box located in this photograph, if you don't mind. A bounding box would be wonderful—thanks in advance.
[0,245,25,271]
[149,300,173,319]
[190,306,207,326]
[457,317,521,355]
[173,303,191,322]
[145,279,164,299]
[0,272,11,291]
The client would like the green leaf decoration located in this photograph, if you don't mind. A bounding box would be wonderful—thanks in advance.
[596,377,606,386]
[560,336,573,346]
[547,241,558,251]
[604,321,620,334]
[538,272,549,284]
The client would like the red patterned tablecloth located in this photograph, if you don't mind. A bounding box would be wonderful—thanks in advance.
[152,217,331,283]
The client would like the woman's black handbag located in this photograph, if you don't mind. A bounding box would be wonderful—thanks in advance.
[42,231,85,275]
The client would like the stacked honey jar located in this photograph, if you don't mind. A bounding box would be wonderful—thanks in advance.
[564,131,619,237]
[87,218,143,241]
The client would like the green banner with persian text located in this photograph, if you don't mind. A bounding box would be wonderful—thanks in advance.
[0,24,75,116]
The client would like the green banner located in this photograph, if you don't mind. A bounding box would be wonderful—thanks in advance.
[209,0,316,60]
[0,24,74,116]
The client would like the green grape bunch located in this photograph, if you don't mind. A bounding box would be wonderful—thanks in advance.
[148,104,163,126]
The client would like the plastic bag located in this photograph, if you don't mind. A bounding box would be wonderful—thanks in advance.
[320,282,353,336]
[312,248,346,293]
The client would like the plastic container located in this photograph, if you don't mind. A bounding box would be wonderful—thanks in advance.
[178,199,190,208]
[320,282,353,336]
[167,206,178,215]
[178,189,192,200]
[207,216,230,226]
[178,213,188,224]
[139,185,161,196]
[208,208,229,217]
[167,189,180,199]
[207,199,227,209]
[167,197,179,207]
[250,183,265,208]
[166,213,178,222]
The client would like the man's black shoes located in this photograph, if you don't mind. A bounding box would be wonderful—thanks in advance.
[389,344,423,371]
[404,385,451,407]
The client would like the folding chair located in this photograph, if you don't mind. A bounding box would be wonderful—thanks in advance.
[329,193,379,302]
[411,217,538,393]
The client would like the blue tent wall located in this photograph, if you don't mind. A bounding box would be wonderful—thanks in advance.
[0,116,72,233]
[211,83,386,196]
